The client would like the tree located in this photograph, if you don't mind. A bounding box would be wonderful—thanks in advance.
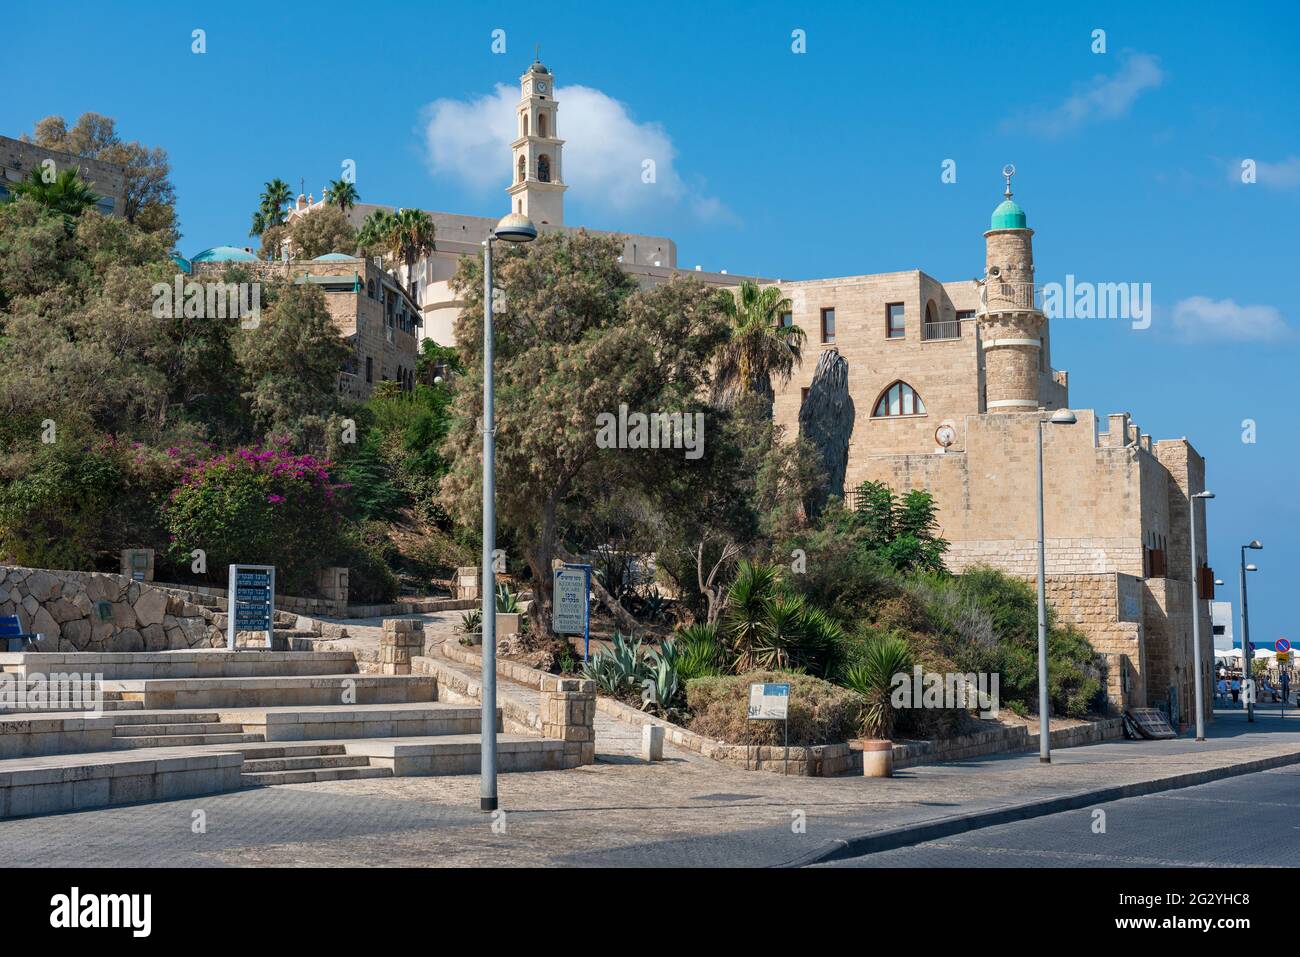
[289,204,357,259]
[327,179,360,212]
[389,208,435,277]
[357,209,396,260]
[25,113,177,239]
[250,178,293,238]
[440,231,730,636]
[2,167,101,227]
[712,279,805,408]
[236,283,351,448]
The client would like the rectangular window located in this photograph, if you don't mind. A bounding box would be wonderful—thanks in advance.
[779,311,793,329]
[801,387,809,405]
[887,302,905,339]
[820,308,835,344]
[365,356,373,384]
[956,309,976,320]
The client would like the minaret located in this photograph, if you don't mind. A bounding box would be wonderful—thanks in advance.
[506,54,566,226]
[978,165,1044,413]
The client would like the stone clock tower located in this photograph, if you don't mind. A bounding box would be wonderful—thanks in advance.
[507,56,567,226]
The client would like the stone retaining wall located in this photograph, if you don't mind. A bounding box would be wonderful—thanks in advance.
[0,566,222,653]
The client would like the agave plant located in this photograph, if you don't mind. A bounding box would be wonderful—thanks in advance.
[641,652,681,715]
[843,632,912,741]
[459,609,482,635]
[495,584,519,614]
[581,655,622,696]
[642,587,671,623]
[607,631,648,687]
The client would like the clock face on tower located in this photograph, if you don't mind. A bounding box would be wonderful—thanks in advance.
[536,81,547,93]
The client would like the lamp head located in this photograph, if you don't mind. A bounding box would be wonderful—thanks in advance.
[1215,579,1224,586]
[1193,491,1215,500]
[492,213,538,244]
[1246,563,1259,572]
[1247,540,1263,550]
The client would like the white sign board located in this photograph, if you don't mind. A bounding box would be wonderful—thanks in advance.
[552,565,589,636]
[748,683,790,721]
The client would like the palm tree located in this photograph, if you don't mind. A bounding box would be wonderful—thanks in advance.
[327,178,359,212]
[389,207,436,278]
[5,167,101,226]
[356,208,396,260]
[249,178,292,237]
[712,280,805,407]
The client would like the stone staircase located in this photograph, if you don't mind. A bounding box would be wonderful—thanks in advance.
[0,638,595,817]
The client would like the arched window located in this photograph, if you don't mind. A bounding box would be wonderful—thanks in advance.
[538,112,548,138]
[522,113,529,136]
[873,381,926,417]
[517,155,526,183]
[925,300,937,325]
[537,154,551,183]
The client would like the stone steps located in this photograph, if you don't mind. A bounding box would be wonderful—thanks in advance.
[110,732,265,749]
[241,753,373,773]
[114,721,246,737]
[240,765,393,786]
[109,673,433,709]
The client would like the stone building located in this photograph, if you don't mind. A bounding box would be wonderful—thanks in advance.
[0,134,126,217]
[188,250,420,401]
[767,173,1214,725]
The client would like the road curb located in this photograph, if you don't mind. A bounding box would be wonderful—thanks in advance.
[783,747,1300,867]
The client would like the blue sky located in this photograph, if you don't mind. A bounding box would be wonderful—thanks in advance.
[3,0,1298,646]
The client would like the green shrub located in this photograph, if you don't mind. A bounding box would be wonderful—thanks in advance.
[165,444,346,595]
[842,631,912,739]
[686,671,865,746]
[673,623,726,680]
[338,522,398,604]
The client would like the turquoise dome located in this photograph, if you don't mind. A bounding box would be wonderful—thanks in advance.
[990,199,1027,230]
[170,253,192,274]
[313,252,355,261]
[190,245,258,263]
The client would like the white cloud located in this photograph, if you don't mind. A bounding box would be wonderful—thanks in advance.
[1172,296,1291,342]
[1011,51,1165,137]
[1229,156,1300,189]
[420,82,730,221]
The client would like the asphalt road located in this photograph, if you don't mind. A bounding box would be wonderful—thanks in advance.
[820,762,1300,867]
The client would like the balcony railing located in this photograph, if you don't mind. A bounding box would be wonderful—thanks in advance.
[921,319,961,341]
[979,280,1038,314]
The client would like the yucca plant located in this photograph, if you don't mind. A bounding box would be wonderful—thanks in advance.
[843,633,912,740]
[724,560,779,666]
[674,623,725,680]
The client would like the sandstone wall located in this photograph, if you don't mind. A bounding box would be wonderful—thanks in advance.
[0,566,222,652]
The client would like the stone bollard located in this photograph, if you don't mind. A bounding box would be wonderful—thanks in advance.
[642,724,664,762]
[380,619,424,675]
[540,675,596,768]
[861,739,894,778]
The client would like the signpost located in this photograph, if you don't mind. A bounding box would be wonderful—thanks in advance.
[1278,639,1292,718]
[747,682,791,775]
[552,563,591,661]
[227,564,275,651]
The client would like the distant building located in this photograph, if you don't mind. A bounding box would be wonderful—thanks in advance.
[1212,600,1235,653]
[0,134,126,217]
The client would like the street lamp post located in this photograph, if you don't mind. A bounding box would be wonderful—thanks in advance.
[1239,541,1262,725]
[1188,491,1214,741]
[479,212,538,813]
[1036,408,1077,764]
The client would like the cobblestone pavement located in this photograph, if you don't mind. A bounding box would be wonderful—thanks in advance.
[3,708,1299,867]
[822,763,1300,868]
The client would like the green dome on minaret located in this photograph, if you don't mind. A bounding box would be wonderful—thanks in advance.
[989,164,1027,230]
[990,198,1027,230]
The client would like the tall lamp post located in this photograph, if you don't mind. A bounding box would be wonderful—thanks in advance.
[480,212,538,813]
[1239,541,1262,725]
[1036,408,1077,764]
[1188,490,1214,741]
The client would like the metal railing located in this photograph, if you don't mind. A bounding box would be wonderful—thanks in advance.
[921,319,961,341]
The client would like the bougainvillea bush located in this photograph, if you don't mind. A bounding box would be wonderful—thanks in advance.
[164,443,347,594]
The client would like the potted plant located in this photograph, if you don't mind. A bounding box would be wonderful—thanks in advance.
[845,632,911,777]
[495,584,521,639]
